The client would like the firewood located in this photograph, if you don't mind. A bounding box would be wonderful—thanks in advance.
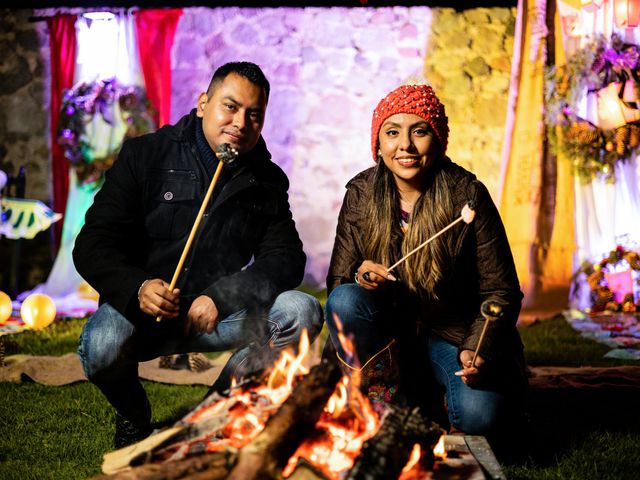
[95,359,341,480]
[91,450,236,480]
[345,406,444,480]
[226,358,342,480]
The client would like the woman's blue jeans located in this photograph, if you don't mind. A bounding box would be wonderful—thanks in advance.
[78,290,323,423]
[325,283,514,437]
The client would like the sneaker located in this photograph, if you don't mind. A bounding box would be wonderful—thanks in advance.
[114,413,152,449]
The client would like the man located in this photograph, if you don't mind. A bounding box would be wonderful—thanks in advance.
[73,62,323,449]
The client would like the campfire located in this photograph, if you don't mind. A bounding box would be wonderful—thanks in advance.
[96,331,456,480]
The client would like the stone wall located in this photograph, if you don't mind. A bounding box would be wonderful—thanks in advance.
[0,6,515,292]
[425,7,516,196]
[171,6,432,284]
[0,9,52,294]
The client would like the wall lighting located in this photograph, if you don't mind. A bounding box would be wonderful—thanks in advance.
[614,0,640,28]
[581,0,604,12]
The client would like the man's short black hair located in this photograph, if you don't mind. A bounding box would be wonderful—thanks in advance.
[207,61,270,103]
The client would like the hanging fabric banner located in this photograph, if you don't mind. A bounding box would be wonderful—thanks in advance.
[134,8,183,127]
[499,0,549,307]
[47,14,77,253]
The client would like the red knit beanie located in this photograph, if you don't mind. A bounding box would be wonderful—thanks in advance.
[371,84,449,161]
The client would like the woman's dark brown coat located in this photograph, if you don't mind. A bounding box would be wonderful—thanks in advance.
[327,159,525,370]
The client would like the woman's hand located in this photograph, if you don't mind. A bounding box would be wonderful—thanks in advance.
[454,349,486,386]
[355,260,397,290]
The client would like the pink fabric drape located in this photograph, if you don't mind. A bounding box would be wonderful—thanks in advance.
[134,9,183,128]
[48,14,77,253]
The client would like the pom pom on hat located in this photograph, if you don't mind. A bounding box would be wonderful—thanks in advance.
[371,84,449,161]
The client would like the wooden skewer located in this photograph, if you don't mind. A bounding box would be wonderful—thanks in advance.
[471,300,503,368]
[386,202,476,273]
[156,145,237,322]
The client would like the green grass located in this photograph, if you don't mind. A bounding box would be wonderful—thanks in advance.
[506,430,640,480]
[520,313,638,367]
[2,318,87,357]
[1,303,639,479]
[0,381,207,480]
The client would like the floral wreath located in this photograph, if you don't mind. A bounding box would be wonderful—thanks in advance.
[57,78,156,184]
[545,34,640,183]
[571,245,640,313]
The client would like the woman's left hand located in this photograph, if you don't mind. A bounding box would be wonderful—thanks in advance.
[454,349,486,385]
[356,260,397,290]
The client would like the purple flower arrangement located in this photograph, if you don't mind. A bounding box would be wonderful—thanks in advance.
[57,78,156,184]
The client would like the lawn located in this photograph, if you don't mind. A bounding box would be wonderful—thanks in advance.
[1,308,639,479]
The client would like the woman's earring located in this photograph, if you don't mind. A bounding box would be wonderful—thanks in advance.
[377,150,383,162]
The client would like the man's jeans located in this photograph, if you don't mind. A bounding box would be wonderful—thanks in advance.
[325,283,511,436]
[78,290,323,423]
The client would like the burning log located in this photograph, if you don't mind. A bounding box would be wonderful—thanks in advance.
[345,406,444,480]
[94,358,341,480]
[226,358,342,479]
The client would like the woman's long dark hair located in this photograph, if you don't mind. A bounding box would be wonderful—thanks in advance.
[363,157,455,297]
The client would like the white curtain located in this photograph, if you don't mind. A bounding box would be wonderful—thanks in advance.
[35,11,143,313]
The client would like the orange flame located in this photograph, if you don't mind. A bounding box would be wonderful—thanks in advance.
[282,372,380,479]
[401,444,422,473]
[181,329,312,453]
[398,438,445,480]
[174,325,388,480]
[281,313,382,478]
[433,434,446,458]
[333,313,357,367]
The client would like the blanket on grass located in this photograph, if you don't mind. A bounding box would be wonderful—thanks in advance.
[0,352,231,386]
[563,310,640,360]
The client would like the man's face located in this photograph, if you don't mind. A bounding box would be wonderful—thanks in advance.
[196,72,267,155]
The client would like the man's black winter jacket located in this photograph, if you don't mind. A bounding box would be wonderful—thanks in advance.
[73,109,306,324]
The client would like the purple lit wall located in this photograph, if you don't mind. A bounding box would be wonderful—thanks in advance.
[171,7,432,285]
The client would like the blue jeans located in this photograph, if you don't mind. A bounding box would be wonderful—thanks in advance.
[325,284,517,437]
[79,290,323,422]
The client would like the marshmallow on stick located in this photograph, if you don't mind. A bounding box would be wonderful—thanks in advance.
[386,201,476,273]
[471,300,504,367]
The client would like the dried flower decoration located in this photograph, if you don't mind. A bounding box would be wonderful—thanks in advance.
[545,34,640,183]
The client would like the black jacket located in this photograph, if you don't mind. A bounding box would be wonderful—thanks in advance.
[327,160,525,366]
[73,109,306,323]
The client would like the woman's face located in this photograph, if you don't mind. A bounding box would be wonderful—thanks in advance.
[378,113,441,192]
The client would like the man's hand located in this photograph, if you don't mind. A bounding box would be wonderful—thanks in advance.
[185,295,219,335]
[355,260,397,291]
[454,349,486,386]
[138,278,180,318]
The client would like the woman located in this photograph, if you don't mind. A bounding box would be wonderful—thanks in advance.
[325,83,527,456]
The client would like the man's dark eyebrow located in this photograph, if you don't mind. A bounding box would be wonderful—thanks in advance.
[222,95,240,105]
[222,95,264,113]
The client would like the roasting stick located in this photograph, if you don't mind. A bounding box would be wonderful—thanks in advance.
[386,202,476,273]
[156,144,238,322]
[470,300,504,368]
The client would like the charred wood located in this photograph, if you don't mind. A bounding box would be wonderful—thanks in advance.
[91,450,237,480]
[227,358,342,480]
[346,406,444,480]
